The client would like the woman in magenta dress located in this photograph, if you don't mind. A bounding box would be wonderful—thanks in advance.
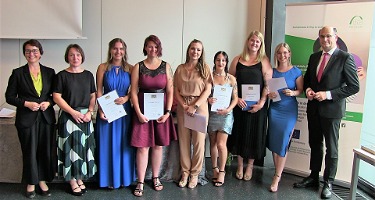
[130,35,177,197]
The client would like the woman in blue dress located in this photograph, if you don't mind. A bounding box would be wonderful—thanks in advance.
[207,51,238,187]
[95,38,135,189]
[266,43,303,192]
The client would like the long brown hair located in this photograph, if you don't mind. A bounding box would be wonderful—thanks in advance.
[185,39,210,79]
[106,38,131,72]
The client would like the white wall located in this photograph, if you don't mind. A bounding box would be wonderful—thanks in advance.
[0,0,265,107]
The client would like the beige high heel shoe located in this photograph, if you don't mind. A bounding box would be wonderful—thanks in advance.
[235,167,243,180]
[178,175,188,188]
[269,174,281,192]
[188,175,198,189]
[243,164,253,181]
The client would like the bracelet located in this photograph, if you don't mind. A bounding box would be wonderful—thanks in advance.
[165,110,171,115]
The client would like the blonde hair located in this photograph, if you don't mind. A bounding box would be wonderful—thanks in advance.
[274,43,292,67]
[241,30,266,62]
[185,39,210,79]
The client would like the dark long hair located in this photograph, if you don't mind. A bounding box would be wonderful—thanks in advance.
[213,51,229,74]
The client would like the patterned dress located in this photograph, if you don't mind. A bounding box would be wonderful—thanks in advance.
[55,70,97,181]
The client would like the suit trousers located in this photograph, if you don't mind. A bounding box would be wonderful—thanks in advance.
[16,112,55,184]
[176,98,208,178]
[307,112,341,182]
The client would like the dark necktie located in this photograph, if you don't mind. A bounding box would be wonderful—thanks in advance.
[317,53,329,82]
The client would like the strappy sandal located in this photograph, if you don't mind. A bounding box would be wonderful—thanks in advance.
[214,170,226,187]
[133,182,144,197]
[212,166,219,182]
[269,174,281,192]
[152,177,164,191]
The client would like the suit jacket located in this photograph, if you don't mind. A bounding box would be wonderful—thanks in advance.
[5,64,56,128]
[303,48,359,118]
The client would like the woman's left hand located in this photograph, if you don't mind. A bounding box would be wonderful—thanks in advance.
[114,96,128,105]
[283,89,295,97]
[157,113,170,123]
[216,108,229,115]
[248,103,263,113]
[82,112,92,122]
[39,101,50,111]
[185,105,196,117]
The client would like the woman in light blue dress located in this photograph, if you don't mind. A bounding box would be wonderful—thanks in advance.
[207,51,238,187]
[95,38,135,189]
[266,43,303,192]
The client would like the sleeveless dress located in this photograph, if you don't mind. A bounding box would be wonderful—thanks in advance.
[266,66,302,157]
[227,61,268,160]
[95,66,136,188]
[130,61,177,147]
[207,74,234,134]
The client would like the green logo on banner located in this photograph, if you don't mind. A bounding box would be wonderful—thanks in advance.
[343,111,363,123]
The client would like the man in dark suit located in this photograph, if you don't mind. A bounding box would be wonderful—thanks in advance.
[293,26,359,199]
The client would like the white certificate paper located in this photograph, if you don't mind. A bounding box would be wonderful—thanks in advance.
[267,77,288,102]
[241,84,260,111]
[0,108,16,118]
[184,113,207,133]
[144,93,164,120]
[211,85,233,111]
[97,90,127,123]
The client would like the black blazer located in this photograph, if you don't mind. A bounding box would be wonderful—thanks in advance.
[303,49,359,119]
[5,64,56,128]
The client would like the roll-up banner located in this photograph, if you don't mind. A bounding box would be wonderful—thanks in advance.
[285,1,374,183]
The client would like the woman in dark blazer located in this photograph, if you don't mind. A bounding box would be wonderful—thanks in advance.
[5,39,56,198]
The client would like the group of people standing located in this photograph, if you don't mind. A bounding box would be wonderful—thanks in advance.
[5,25,359,200]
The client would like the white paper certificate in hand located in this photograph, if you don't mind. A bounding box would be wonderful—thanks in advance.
[144,93,164,120]
[97,90,127,123]
[267,77,288,102]
[241,84,260,110]
[211,85,233,111]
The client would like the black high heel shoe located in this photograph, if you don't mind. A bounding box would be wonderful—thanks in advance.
[40,189,51,197]
[214,171,226,187]
[26,190,36,199]
[152,177,164,191]
[78,183,87,193]
[70,186,83,196]
[133,182,144,197]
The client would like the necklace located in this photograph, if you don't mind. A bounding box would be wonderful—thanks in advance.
[213,71,225,77]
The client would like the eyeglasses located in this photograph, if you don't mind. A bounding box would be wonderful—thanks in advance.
[319,34,335,39]
[25,49,39,54]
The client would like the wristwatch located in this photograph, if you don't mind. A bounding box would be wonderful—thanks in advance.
[165,109,171,115]
[193,104,199,110]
